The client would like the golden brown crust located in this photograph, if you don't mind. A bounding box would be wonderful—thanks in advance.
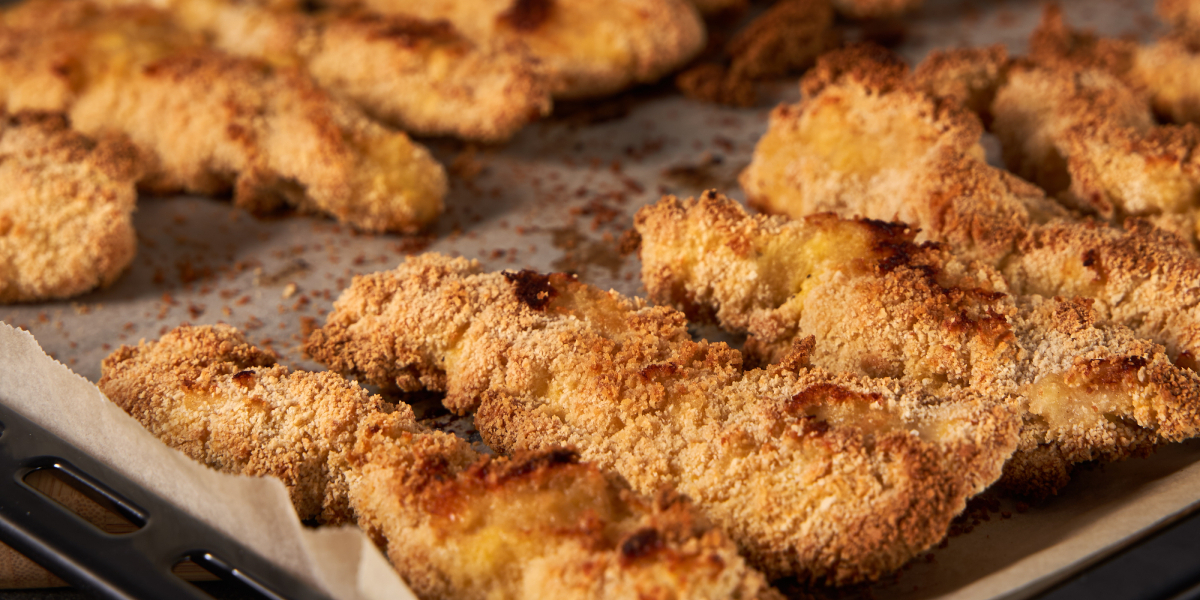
[1002,218,1200,371]
[911,45,1009,124]
[677,0,836,107]
[306,252,1021,584]
[741,45,1060,266]
[99,324,390,523]
[990,8,1200,247]
[632,193,1200,498]
[325,0,706,99]
[101,325,782,600]
[95,0,552,142]
[0,0,446,233]
[0,112,139,302]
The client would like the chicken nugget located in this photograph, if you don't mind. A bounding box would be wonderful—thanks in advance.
[305,252,1020,583]
[0,0,446,233]
[101,324,781,600]
[0,112,139,302]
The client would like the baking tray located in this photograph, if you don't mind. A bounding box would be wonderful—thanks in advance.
[3,0,1196,598]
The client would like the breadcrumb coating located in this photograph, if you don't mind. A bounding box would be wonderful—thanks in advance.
[95,0,551,142]
[1002,219,1200,371]
[992,8,1200,247]
[633,192,1200,497]
[741,44,1064,265]
[101,325,781,600]
[306,253,1020,584]
[0,0,446,233]
[319,0,706,99]
[0,112,139,302]
[911,45,1009,125]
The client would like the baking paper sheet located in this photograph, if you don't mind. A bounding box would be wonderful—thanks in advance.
[0,0,1194,598]
[0,323,416,600]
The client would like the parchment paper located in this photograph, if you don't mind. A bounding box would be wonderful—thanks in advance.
[0,0,1194,598]
[0,323,416,600]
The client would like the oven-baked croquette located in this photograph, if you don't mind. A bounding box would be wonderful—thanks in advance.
[0,0,446,233]
[100,325,781,600]
[0,112,139,303]
[633,192,1200,498]
[316,0,706,99]
[741,44,1065,265]
[305,252,1020,584]
[93,0,552,142]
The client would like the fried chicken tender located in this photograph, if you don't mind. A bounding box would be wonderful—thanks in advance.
[0,1,446,233]
[100,325,780,600]
[741,44,1065,265]
[991,8,1200,246]
[829,0,920,19]
[633,192,1200,497]
[687,0,746,16]
[305,252,1020,583]
[95,0,551,142]
[0,112,139,302]
[320,0,706,99]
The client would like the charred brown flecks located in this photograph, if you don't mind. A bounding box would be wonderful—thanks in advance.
[497,0,554,32]
[504,269,559,310]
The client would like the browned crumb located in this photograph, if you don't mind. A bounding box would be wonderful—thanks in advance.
[0,112,140,302]
[101,325,782,600]
[305,252,1020,584]
[0,0,446,233]
[319,0,707,100]
[632,192,1200,498]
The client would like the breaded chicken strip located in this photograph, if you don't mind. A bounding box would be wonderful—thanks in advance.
[0,112,139,302]
[305,253,1020,584]
[0,1,445,233]
[741,45,1065,265]
[993,8,1200,246]
[95,0,551,142]
[100,325,780,600]
[318,0,706,99]
[633,193,1200,497]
